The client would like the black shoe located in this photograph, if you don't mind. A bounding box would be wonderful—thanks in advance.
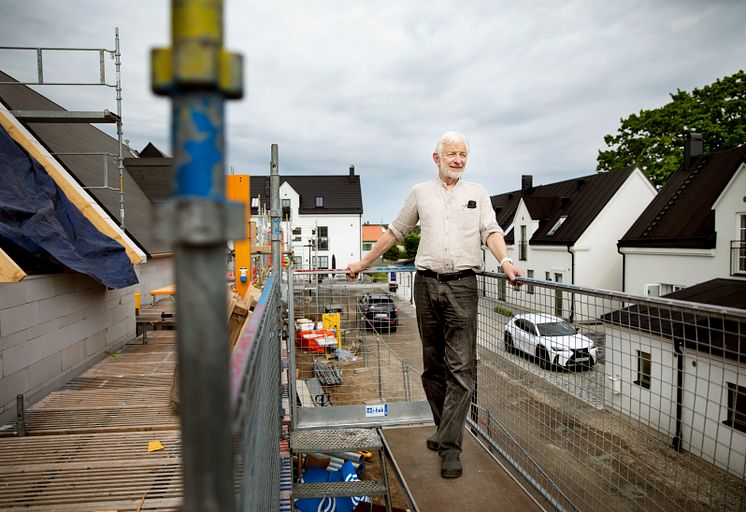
[426,436,439,451]
[441,453,462,478]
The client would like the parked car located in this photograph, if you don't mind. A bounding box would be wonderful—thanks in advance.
[504,313,597,370]
[357,293,398,333]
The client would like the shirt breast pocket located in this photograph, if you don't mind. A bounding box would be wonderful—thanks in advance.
[457,207,479,236]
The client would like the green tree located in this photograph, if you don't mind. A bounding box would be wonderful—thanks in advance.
[382,246,401,261]
[597,70,746,187]
[403,226,421,259]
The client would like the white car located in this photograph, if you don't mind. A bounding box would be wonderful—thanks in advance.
[503,313,597,370]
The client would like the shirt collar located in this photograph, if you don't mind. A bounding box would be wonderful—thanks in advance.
[437,176,461,189]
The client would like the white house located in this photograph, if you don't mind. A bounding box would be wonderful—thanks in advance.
[602,279,746,477]
[250,167,363,272]
[489,168,657,319]
[603,138,746,477]
[619,138,746,296]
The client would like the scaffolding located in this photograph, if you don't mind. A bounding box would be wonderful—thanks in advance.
[0,28,127,227]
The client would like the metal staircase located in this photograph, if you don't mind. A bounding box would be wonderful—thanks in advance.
[290,428,392,511]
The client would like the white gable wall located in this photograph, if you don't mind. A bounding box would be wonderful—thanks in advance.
[575,168,657,292]
[278,182,361,270]
[604,324,746,476]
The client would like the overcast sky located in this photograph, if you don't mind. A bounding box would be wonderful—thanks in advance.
[1,1,744,223]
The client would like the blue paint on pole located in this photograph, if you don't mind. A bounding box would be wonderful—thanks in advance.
[174,96,222,198]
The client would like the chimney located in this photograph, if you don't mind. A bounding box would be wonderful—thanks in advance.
[575,178,586,191]
[560,196,571,208]
[521,174,533,192]
[348,165,355,183]
[684,133,703,170]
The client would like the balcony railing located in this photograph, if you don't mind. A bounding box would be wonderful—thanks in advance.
[731,240,746,276]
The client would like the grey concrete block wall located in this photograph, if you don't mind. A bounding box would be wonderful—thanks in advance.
[135,255,175,303]
[0,256,175,424]
[0,273,139,424]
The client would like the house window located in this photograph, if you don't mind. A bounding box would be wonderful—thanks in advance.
[634,350,652,389]
[545,271,551,281]
[554,273,563,317]
[735,214,746,275]
[526,269,534,294]
[293,256,302,266]
[646,283,685,297]
[315,196,324,208]
[363,242,373,251]
[724,382,746,434]
[645,284,661,297]
[547,215,567,236]
[519,225,527,261]
[317,226,329,251]
[312,256,329,268]
[281,199,291,221]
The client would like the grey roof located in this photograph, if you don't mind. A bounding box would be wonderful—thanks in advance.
[250,172,363,215]
[0,70,169,255]
[619,144,746,249]
[491,167,638,245]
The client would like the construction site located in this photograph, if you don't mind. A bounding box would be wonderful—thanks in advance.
[1,2,746,512]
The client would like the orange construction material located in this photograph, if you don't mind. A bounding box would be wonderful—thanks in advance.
[226,174,252,297]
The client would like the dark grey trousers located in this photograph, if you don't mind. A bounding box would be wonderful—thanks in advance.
[414,273,478,456]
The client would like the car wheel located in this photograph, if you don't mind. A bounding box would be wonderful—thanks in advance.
[537,346,552,371]
[504,332,515,354]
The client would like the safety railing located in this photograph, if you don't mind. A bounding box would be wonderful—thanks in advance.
[473,272,746,512]
[231,273,284,512]
[288,267,431,430]
[285,268,746,512]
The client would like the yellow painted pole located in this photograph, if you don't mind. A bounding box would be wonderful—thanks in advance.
[226,174,251,298]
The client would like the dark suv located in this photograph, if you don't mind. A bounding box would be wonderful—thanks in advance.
[357,293,398,333]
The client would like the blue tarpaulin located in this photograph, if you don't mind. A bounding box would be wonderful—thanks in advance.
[0,125,138,289]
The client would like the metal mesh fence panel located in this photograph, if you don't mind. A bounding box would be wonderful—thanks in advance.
[289,268,431,429]
[473,272,746,512]
[232,273,283,512]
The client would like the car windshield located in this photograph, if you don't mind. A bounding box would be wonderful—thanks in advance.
[537,321,577,336]
[369,297,393,304]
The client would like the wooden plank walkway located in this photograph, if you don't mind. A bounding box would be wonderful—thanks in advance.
[0,330,182,511]
[382,425,547,512]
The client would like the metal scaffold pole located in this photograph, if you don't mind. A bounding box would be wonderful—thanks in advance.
[151,1,243,511]
[270,144,281,278]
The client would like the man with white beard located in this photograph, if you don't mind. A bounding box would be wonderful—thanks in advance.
[347,130,523,478]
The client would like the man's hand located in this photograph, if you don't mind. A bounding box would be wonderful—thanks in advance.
[503,262,525,286]
[346,261,366,281]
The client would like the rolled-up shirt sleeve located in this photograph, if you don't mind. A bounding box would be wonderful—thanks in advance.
[389,188,419,240]
[479,185,503,245]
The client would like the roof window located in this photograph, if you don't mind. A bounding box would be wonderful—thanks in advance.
[547,215,567,236]
[315,196,324,208]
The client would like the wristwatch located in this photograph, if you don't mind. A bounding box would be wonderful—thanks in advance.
[498,257,513,270]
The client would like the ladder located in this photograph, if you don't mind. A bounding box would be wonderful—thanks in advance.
[291,428,392,511]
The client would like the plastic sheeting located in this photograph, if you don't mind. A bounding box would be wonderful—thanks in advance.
[0,125,138,289]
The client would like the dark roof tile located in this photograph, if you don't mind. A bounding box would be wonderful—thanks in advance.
[491,167,638,245]
[619,144,746,249]
[251,174,362,215]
